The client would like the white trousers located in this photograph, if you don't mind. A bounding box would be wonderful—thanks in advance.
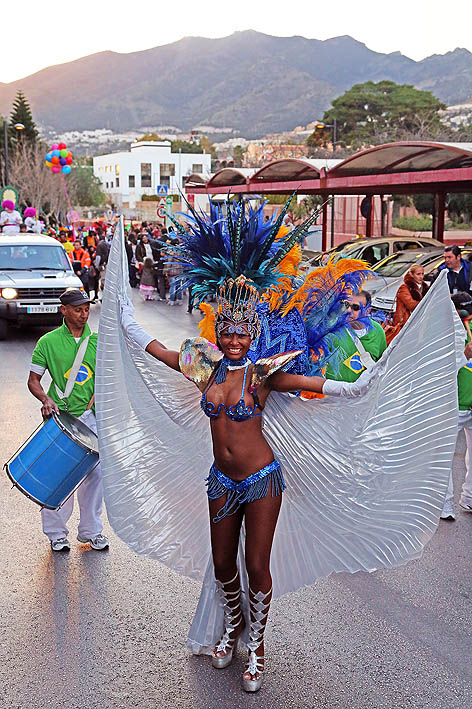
[445,409,472,506]
[41,410,104,542]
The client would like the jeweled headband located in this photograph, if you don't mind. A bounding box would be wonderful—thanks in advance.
[216,275,261,341]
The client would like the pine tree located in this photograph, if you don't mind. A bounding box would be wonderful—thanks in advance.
[9,91,38,145]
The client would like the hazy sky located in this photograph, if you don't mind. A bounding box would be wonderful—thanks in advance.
[1,0,471,83]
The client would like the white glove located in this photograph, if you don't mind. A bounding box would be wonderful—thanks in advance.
[120,298,155,351]
[322,366,377,398]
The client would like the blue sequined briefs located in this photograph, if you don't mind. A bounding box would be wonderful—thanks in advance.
[206,459,286,523]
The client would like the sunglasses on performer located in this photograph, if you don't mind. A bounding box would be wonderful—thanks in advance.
[342,300,361,312]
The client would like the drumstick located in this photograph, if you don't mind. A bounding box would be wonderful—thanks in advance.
[86,394,95,411]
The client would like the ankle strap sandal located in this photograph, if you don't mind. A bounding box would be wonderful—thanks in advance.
[212,570,242,669]
[242,586,272,692]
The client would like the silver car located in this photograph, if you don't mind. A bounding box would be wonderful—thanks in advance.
[0,234,83,339]
[333,236,443,266]
[370,248,472,314]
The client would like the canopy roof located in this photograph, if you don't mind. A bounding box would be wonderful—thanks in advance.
[330,142,472,176]
[186,142,472,197]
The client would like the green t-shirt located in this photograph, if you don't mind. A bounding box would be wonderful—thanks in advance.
[326,319,387,382]
[31,321,97,416]
[458,333,472,410]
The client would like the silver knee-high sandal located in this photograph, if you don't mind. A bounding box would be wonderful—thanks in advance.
[242,586,272,693]
[212,570,242,669]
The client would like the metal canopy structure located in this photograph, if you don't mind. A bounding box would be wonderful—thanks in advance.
[185,142,472,247]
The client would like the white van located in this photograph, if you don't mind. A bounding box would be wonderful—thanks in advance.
[0,234,83,339]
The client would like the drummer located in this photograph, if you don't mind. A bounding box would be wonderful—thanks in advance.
[27,287,109,552]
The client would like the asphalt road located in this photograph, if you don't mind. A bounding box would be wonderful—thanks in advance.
[0,295,471,709]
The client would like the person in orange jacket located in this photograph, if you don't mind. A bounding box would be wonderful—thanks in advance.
[69,239,91,294]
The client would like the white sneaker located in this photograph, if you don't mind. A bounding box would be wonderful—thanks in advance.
[51,537,70,552]
[77,533,109,550]
[440,503,456,521]
[459,500,472,513]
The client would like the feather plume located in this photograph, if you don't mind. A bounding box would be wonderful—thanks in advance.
[226,193,235,260]
[233,197,244,273]
[198,303,217,343]
[253,192,295,268]
[266,198,329,271]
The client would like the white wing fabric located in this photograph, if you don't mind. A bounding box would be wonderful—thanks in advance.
[96,219,212,579]
[97,220,458,644]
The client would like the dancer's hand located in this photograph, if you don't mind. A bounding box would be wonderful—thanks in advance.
[119,297,155,351]
[322,366,377,398]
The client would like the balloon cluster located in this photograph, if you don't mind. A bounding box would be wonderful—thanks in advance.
[45,142,73,175]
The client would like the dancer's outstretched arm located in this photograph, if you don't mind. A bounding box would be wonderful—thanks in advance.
[120,299,181,371]
[269,367,376,399]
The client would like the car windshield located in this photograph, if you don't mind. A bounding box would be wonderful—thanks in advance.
[0,245,71,271]
[374,252,431,278]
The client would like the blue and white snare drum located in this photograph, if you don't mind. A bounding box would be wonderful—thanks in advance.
[4,411,99,510]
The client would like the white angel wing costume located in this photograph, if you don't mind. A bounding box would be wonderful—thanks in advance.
[96,220,459,654]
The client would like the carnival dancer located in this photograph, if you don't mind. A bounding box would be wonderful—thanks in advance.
[96,204,458,695]
[28,288,109,552]
[0,199,22,233]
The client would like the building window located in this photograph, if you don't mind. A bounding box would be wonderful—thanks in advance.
[141,162,152,187]
[105,182,109,188]
[116,177,120,187]
[110,181,114,189]
[115,164,120,175]
[129,175,135,188]
[192,163,203,173]
[160,163,175,187]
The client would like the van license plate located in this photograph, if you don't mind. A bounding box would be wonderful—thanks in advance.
[27,305,58,313]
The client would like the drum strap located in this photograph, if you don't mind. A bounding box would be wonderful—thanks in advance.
[55,335,91,405]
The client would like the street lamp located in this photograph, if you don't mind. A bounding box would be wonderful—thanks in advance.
[2,122,25,186]
[315,119,338,246]
[314,119,337,154]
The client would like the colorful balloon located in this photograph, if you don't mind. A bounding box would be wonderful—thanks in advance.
[46,140,73,174]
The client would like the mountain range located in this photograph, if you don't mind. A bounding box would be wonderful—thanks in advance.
[1,30,472,138]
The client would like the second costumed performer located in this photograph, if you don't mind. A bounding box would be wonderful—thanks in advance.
[96,203,459,694]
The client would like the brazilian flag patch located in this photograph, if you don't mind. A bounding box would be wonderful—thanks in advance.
[64,363,93,385]
[343,352,365,374]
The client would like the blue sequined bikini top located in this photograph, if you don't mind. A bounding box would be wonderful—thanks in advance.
[201,364,263,422]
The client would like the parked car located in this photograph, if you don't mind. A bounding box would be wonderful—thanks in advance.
[367,249,441,297]
[370,248,472,314]
[302,225,323,252]
[332,236,443,266]
[309,238,366,267]
[0,234,83,339]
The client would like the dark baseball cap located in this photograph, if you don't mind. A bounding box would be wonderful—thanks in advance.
[59,288,91,306]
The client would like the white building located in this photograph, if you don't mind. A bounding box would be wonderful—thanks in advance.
[93,141,212,212]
